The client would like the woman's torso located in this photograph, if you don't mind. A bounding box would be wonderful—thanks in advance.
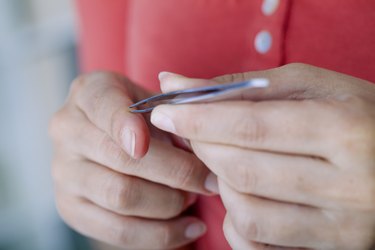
[76,0,375,248]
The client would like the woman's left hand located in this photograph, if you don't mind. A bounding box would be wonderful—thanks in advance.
[151,64,375,249]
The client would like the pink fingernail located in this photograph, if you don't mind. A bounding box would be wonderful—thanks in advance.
[158,71,183,82]
[204,173,219,194]
[122,128,136,158]
[151,112,176,133]
[185,222,206,239]
[158,71,172,82]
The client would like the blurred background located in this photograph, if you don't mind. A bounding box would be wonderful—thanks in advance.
[0,0,89,249]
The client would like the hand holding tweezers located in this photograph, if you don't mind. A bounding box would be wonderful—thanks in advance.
[129,78,269,113]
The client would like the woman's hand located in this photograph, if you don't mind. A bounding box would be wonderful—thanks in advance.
[49,72,216,250]
[151,64,375,249]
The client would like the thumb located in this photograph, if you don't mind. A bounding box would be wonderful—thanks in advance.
[158,72,217,93]
[157,69,292,101]
[158,64,349,101]
[157,71,271,100]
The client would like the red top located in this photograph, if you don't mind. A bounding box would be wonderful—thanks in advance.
[75,0,375,249]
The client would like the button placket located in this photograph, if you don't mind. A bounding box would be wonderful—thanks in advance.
[262,0,280,16]
[253,0,280,55]
[254,30,272,54]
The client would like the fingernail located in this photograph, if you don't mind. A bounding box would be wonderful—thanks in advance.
[158,71,184,82]
[151,112,176,133]
[185,222,206,239]
[158,71,172,82]
[204,173,219,194]
[122,128,136,158]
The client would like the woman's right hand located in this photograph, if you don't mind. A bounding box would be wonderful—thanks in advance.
[49,72,216,249]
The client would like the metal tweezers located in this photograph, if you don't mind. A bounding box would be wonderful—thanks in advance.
[129,78,269,113]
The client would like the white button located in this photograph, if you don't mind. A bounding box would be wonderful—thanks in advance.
[262,0,280,16]
[254,30,272,54]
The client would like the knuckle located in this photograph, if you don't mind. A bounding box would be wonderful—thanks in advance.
[104,175,140,212]
[234,109,267,147]
[214,72,248,84]
[70,74,87,96]
[70,71,116,96]
[96,133,130,168]
[331,98,375,157]
[161,192,186,219]
[278,63,312,82]
[336,113,363,138]
[89,87,127,142]
[326,173,375,212]
[48,108,68,141]
[234,214,261,241]
[238,168,258,193]
[90,84,110,119]
[352,176,375,211]
[170,156,201,190]
[156,223,174,248]
[190,114,206,138]
[333,214,374,249]
[245,221,260,240]
[109,224,132,246]
[222,162,258,193]
[361,189,375,212]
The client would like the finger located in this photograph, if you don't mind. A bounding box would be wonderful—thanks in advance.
[191,142,345,209]
[151,100,338,157]
[53,159,197,219]
[70,72,150,159]
[223,216,307,250]
[219,180,336,249]
[223,215,254,250]
[63,116,214,195]
[56,194,206,249]
[129,139,214,194]
[158,72,217,93]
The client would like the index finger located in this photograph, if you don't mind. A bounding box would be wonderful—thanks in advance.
[70,72,149,159]
[150,100,338,157]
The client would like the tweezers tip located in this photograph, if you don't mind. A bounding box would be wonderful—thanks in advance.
[128,107,154,114]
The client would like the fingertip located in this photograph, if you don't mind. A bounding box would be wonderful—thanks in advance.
[158,71,185,93]
[204,172,219,194]
[150,106,177,133]
[184,221,207,239]
[160,74,218,93]
[158,71,181,81]
[164,217,207,248]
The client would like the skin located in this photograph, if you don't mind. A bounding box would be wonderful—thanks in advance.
[49,72,218,250]
[151,63,375,250]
